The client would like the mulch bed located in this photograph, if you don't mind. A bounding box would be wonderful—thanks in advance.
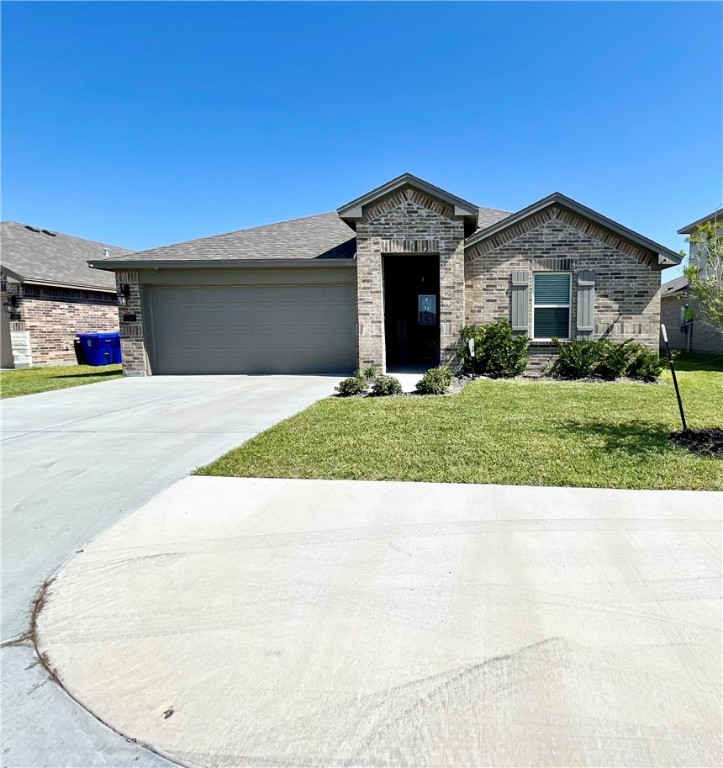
[669,428,723,458]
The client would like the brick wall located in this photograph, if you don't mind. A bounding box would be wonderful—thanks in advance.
[465,205,662,371]
[115,270,147,375]
[13,285,118,366]
[661,294,723,355]
[356,187,466,369]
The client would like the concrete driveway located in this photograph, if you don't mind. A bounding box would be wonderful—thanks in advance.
[36,477,722,767]
[1,375,336,767]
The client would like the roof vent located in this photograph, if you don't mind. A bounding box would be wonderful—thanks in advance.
[24,225,40,232]
[41,229,56,237]
[103,248,110,257]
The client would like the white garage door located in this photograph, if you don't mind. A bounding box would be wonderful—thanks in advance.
[148,280,357,374]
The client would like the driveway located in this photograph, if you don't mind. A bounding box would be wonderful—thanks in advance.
[1,375,336,767]
[35,477,722,767]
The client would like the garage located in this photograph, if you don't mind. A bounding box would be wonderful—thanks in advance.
[145,269,357,375]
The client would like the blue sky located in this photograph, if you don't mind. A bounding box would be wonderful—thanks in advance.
[2,2,721,279]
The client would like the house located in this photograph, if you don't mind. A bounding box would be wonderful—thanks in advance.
[660,209,723,355]
[89,173,681,376]
[1,222,132,368]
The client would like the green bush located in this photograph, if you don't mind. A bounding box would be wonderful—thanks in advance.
[549,338,666,381]
[459,321,529,377]
[548,338,601,379]
[371,375,403,396]
[415,366,453,395]
[335,373,368,397]
[596,339,634,380]
[627,344,666,381]
[360,365,380,382]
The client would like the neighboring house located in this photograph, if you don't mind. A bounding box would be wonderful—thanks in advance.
[660,208,723,355]
[1,222,132,367]
[89,173,681,376]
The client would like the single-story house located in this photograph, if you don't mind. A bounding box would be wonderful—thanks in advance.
[89,173,681,377]
[660,208,723,355]
[1,222,132,367]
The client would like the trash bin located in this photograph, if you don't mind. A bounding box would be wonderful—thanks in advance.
[73,338,87,365]
[76,332,122,366]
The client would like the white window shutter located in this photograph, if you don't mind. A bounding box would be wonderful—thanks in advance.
[511,270,529,331]
[577,270,595,332]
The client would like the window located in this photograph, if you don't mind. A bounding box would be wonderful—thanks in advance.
[533,272,571,340]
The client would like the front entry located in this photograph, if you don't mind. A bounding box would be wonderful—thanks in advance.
[383,255,440,369]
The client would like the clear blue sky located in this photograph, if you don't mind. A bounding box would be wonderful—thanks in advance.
[3,2,721,279]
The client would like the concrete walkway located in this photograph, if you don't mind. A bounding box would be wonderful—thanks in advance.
[1,375,337,767]
[36,477,722,767]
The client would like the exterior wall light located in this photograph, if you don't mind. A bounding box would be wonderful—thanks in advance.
[117,284,131,307]
[2,294,19,313]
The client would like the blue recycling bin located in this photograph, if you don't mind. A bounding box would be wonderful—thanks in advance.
[76,332,122,366]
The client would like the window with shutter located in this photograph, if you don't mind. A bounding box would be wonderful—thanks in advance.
[533,272,571,340]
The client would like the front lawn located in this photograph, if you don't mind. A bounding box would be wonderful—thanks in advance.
[0,364,122,399]
[197,353,723,491]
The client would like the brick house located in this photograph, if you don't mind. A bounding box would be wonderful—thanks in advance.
[660,209,723,355]
[89,173,680,376]
[1,222,131,367]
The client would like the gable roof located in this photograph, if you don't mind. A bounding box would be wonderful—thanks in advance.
[1,221,131,291]
[661,275,689,297]
[678,208,723,235]
[337,173,482,234]
[465,192,681,268]
[91,212,356,270]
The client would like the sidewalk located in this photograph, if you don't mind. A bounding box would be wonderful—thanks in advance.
[36,477,722,767]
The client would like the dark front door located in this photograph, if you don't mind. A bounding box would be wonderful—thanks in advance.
[383,255,440,369]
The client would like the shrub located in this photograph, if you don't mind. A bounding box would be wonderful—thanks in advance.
[371,375,403,396]
[627,344,666,381]
[596,339,634,381]
[459,321,529,377]
[548,338,602,379]
[335,372,368,397]
[360,365,380,382]
[416,366,453,395]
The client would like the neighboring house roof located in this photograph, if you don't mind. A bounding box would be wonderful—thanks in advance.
[678,208,723,235]
[91,212,357,270]
[465,192,681,268]
[661,275,690,298]
[1,221,131,291]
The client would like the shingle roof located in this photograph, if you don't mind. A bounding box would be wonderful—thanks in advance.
[1,221,131,291]
[661,275,689,297]
[93,212,357,266]
[475,206,512,230]
[91,206,512,269]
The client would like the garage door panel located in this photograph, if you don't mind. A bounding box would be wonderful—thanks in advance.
[149,280,357,374]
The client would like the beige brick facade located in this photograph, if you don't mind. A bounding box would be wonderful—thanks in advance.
[3,282,118,366]
[115,270,148,375]
[661,294,723,355]
[356,187,466,369]
[465,205,662,370]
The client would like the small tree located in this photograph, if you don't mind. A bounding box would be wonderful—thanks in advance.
[683,220,723,337]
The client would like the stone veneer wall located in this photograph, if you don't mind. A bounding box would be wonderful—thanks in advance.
[355,187,466,369]
[115,270,147,375]
[465,206,662,371]
[5,284,118,366]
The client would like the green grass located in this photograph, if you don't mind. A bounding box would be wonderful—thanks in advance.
[0,364,122,398]
[197,352,723,491]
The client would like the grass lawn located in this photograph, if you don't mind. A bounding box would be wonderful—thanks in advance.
[0,364,122,399]
[197,353,723,491]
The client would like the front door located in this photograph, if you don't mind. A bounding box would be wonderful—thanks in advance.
[383,254,440,369]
